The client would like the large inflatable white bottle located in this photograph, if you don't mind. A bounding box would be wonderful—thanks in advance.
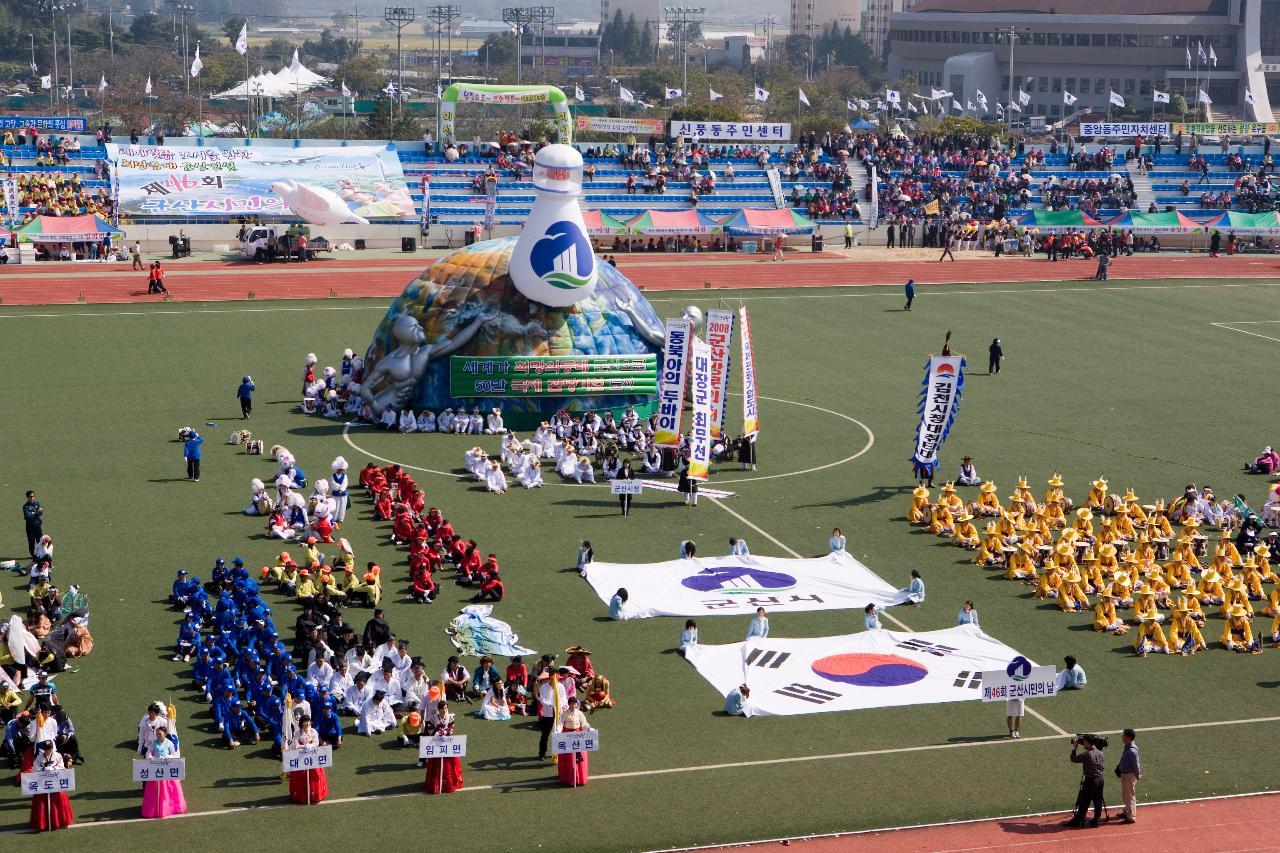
[508,143,599,307]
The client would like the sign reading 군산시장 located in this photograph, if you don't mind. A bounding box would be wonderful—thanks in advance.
[610,479,643,495]
[448,355,657,398]
[979,657,1058,702]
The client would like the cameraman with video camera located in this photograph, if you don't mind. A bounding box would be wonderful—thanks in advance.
[1064,733,1108,828]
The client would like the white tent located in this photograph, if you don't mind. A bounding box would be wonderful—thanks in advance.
[212,63,327,100]
[271,63,327,89]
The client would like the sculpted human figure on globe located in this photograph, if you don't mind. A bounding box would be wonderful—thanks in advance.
[360,311,492,416]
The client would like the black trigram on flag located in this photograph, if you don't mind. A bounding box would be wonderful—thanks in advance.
[953,670,982,689]
[745,649,791,669]
[774,683,841,704]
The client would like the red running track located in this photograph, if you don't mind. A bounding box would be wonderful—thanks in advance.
[3,254,1280,305]
[694,793,1280,853]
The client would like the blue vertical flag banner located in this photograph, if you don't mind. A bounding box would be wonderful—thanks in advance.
[655,317,692,447]
[911,354,966,476]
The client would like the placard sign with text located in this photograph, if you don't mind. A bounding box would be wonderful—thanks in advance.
[551,730,600,755]
[132,758,187,782]
[281,745,333,772]
[419,735,468,758]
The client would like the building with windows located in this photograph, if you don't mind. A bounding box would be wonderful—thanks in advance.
[791,0,862,45]
[864,0,906,57]
[887,0,1274,123]
[520,31,602,78]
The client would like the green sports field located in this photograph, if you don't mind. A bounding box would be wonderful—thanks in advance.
[2,276,1279,850]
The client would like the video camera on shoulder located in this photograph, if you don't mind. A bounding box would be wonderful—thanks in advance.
[1072,733,1108,749]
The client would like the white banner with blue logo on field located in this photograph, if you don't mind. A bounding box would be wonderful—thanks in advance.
[582,552,909,619]
[980,657,1058,702]
[684,625,1028,716]
[912,354,965,477]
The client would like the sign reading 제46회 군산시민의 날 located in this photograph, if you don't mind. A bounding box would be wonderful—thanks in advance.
[448,354,658,398]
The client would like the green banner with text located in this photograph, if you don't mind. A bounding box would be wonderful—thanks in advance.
[449,354,658,398]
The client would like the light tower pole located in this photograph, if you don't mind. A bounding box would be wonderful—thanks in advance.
[664,7,703,106]
[993,26,1029,130]
[530,6,555,84]
[384,5,416,130]
[502,7,536,87]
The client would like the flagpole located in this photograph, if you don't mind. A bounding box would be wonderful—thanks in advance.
[245,37,250,139]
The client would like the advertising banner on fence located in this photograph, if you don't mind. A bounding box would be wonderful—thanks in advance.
[575,115,665,136]
[685,624,1028,716]
[583,551,909,619]
[1079,122,1170,137]
[0,115,87,132]
[669,120,791,141]
[980,656,1057,702]
[448,355,657,398]
[688,338,712,480]
[911,354,965,476]
[1174,121,1280,136]
[705,310,734,439]
[655,318,692,447]
[739,307,760,438]
[105,144,412,218]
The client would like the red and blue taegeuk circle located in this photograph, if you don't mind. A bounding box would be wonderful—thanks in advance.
[811,653,929,687]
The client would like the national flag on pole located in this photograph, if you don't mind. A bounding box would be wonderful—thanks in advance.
[235,22,249,55]
[1186,44,1192,68]
[974,89,987,110]
[1198,88,1212,105]
[1153,89,1169,104]
[952,99,962,112]
[931,88,952,100]
[846,98,857,111]
[885,89,901,104]
[1197,42,1207,63]
[1209,44,1217,66]
[739,306,760,438]
[290,48,302,75]
[687,338,712,481]
[41,74,52,90]
[574,85,585,101]
[858,98,870,109]
[665,87,682,100]
[1246,87,1257,106]
[189,44,203,78]
[1018,88,1030,106]
[1009,102,1021,113]
[382,81,397,95]
[709,87,723,101]
[1063,90,1077,106]
[619,86,635,103]
[753,85,769,102]
[1109,90,1124,107]
[341,81,351,98]
[145,75,153,95]
[907,100,918,113]
[98,74,108,93]
[798,87,810,106]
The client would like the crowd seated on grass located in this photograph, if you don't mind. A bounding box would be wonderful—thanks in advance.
[905,471,1280,655]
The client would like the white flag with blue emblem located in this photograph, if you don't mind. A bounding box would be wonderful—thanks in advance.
[753,85,769,102]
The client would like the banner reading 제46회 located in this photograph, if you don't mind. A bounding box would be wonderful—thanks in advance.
[105,144,412,218]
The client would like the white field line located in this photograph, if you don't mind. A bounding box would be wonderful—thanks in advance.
[1210,322,1280,344]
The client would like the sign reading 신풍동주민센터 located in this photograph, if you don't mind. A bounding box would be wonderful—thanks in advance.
[104,144,411,218]
[669,121,791,141]
[447,354,657,398]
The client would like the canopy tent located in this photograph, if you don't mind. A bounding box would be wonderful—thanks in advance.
[848,117,877,130]
[625,208,722,235]
[721,207,817,236]
[271,63,328,90]
[582,210,629,236]
[1206,210,1280,234]
[1015,209,1102,233]
[15,214,122,242]
[212,63,328,100]
[1104,210,1207,233]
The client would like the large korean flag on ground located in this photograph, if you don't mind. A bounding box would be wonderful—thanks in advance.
[685,625,1026,716]
[583,552,909,619]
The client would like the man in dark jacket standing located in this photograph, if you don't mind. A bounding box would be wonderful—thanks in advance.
[23,490,43,557]
[236,375,255,419]
[988,338,1004,374]
[1065,734,1106,827]
[184,430,204,481]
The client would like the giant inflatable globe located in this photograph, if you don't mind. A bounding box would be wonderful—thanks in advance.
[359,236,665,428]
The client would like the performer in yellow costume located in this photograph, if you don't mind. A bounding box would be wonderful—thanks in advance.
[1252,545,1280,583]
[1057,570,1090,612]
[1178,591,1207,627]
[908,486,930,524]
[1096,543,1121,576]
[1164,557,1195,591]
[1150,501,1174,539]
[1112,504,1137,539]
[951,512,979,549]
[1052,542,1079,575]
[975,524,1006,566]
[1197,570,1225,606]
[1221,603,1259,653]
[1005,542,1037,581]
[1214,529,1242,566]
[1133,616,1170,656]
[1221,578,1253,619]
[1044,473,1071,511]
[1131,588,1164,624]
[938,482,964,514]
[1092,593,1126,633]
[1123,489,1148,524]
[1072,508,1095,540]
[972,481,1002,517]
[1086,477,1108,512]
[929,502,955,537]
[1206,551,1235,585]
[1143,569,1172,608]
[1241,558,1266,601]
[1167,600,1206,654]
[1109,571,1134,607]
[1036,563,1062,600]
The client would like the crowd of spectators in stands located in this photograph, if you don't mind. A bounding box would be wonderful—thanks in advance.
[1,128,112,223]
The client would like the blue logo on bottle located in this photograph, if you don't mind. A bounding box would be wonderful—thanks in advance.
[529,220,594,290]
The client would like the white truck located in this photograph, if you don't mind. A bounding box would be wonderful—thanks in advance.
[239,226,328,261]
